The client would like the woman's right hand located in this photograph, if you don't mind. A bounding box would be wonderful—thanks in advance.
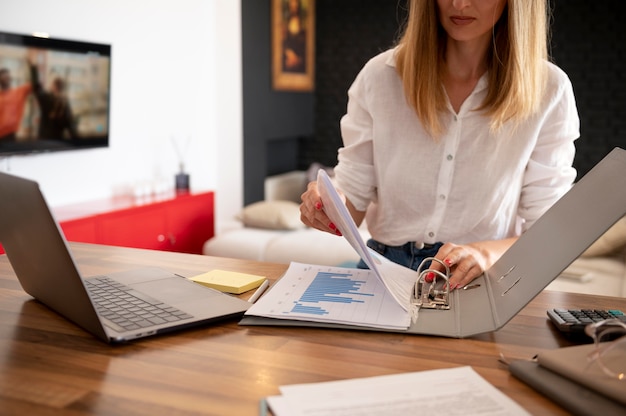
[299,181,342,236]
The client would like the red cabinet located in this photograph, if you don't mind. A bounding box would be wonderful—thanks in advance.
[54,191,214,255]
[59,217,98,243]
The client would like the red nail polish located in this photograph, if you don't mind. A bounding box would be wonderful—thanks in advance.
[425,272,435,283]
[444,258,452,265]
[329,222,336,230]
[315,202,322,210]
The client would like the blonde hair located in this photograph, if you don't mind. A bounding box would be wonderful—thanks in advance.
[395,0,549,137]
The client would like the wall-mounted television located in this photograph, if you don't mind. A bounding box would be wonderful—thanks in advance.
[0,31,111,156]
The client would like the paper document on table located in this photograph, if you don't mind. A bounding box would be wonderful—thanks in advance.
[265,366,530,416]
[245,262,410,330]
[316,169,417,312]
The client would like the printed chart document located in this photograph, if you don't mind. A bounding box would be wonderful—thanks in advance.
[315,169,417,312]
[264,366,530,416]
[245,262,410,330]
[244,170,419,330]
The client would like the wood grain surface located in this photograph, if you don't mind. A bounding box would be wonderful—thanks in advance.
[0,243,623,415]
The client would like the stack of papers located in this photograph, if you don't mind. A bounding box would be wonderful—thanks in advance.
[245,262,411,330]
[244,169,419,330]
[315,169,418,312]
[264,366,530,416]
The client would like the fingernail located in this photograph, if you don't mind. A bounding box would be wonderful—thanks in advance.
[425,272,435,283]
[329,222,336,230]
[444,258,452,266]
[315,202,322,210]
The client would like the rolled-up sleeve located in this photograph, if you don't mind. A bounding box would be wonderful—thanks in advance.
[518,68,580,231]
[335,69,377,212]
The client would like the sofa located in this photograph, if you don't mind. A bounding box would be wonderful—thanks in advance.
[204,170,368,267]
[545,216,626,297]
[203,170,626,297]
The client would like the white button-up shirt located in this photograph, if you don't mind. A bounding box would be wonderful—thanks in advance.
[334,48,579,246]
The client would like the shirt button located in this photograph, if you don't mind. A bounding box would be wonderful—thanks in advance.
[453,115,457,121]
[428,232,435,238]
[447,154,453,161]
[439,194,446,200]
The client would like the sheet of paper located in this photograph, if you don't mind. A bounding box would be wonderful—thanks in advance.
[244,262,411,330]
[316,169,417,312]
[267,366,530,416]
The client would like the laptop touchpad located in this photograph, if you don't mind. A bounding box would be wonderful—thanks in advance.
[130,277,222,303]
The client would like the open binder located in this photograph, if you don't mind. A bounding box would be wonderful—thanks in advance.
[240,148,626,337]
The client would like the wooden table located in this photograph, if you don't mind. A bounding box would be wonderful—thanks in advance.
[0,243,623,415]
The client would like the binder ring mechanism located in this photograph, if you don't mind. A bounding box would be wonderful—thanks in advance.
[413,257,451,310]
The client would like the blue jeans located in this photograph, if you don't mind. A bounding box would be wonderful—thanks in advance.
[357,239,444,271]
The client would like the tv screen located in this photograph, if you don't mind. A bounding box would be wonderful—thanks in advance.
[0,31,111,156]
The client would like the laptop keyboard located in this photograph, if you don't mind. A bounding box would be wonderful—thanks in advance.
[85,277,194,331]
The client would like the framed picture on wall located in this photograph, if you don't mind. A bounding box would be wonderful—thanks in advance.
[271,0,315,92]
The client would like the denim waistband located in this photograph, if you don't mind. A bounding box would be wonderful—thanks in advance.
[361,239,444,271]
[369,240,440,252]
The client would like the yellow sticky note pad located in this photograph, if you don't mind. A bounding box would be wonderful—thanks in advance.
[190,270,266,294]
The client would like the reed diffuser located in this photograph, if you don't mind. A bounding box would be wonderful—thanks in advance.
[171,135,191,194]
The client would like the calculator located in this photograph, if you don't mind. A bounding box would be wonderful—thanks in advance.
[547,308,626,334]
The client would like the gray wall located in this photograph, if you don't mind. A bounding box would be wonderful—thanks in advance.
[242,0,314,205]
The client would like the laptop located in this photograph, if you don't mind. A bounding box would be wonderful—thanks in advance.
[241,147,626,337]
[0,171,251,343]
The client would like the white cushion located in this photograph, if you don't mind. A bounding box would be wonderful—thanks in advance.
[204,227,371,267]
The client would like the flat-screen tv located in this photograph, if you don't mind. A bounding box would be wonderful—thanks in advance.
[0,31,111,156]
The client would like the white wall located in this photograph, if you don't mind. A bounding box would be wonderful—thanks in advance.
[0,0,242,228]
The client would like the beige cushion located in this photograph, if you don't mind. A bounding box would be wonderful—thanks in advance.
[264,171,307,203]
[582,216,626,257]
[237,200,305,230]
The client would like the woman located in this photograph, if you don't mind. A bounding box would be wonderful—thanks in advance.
[300,0,579,290]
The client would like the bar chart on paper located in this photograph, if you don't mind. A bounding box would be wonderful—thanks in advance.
[245,262,411,329]
[291,269,375,315]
